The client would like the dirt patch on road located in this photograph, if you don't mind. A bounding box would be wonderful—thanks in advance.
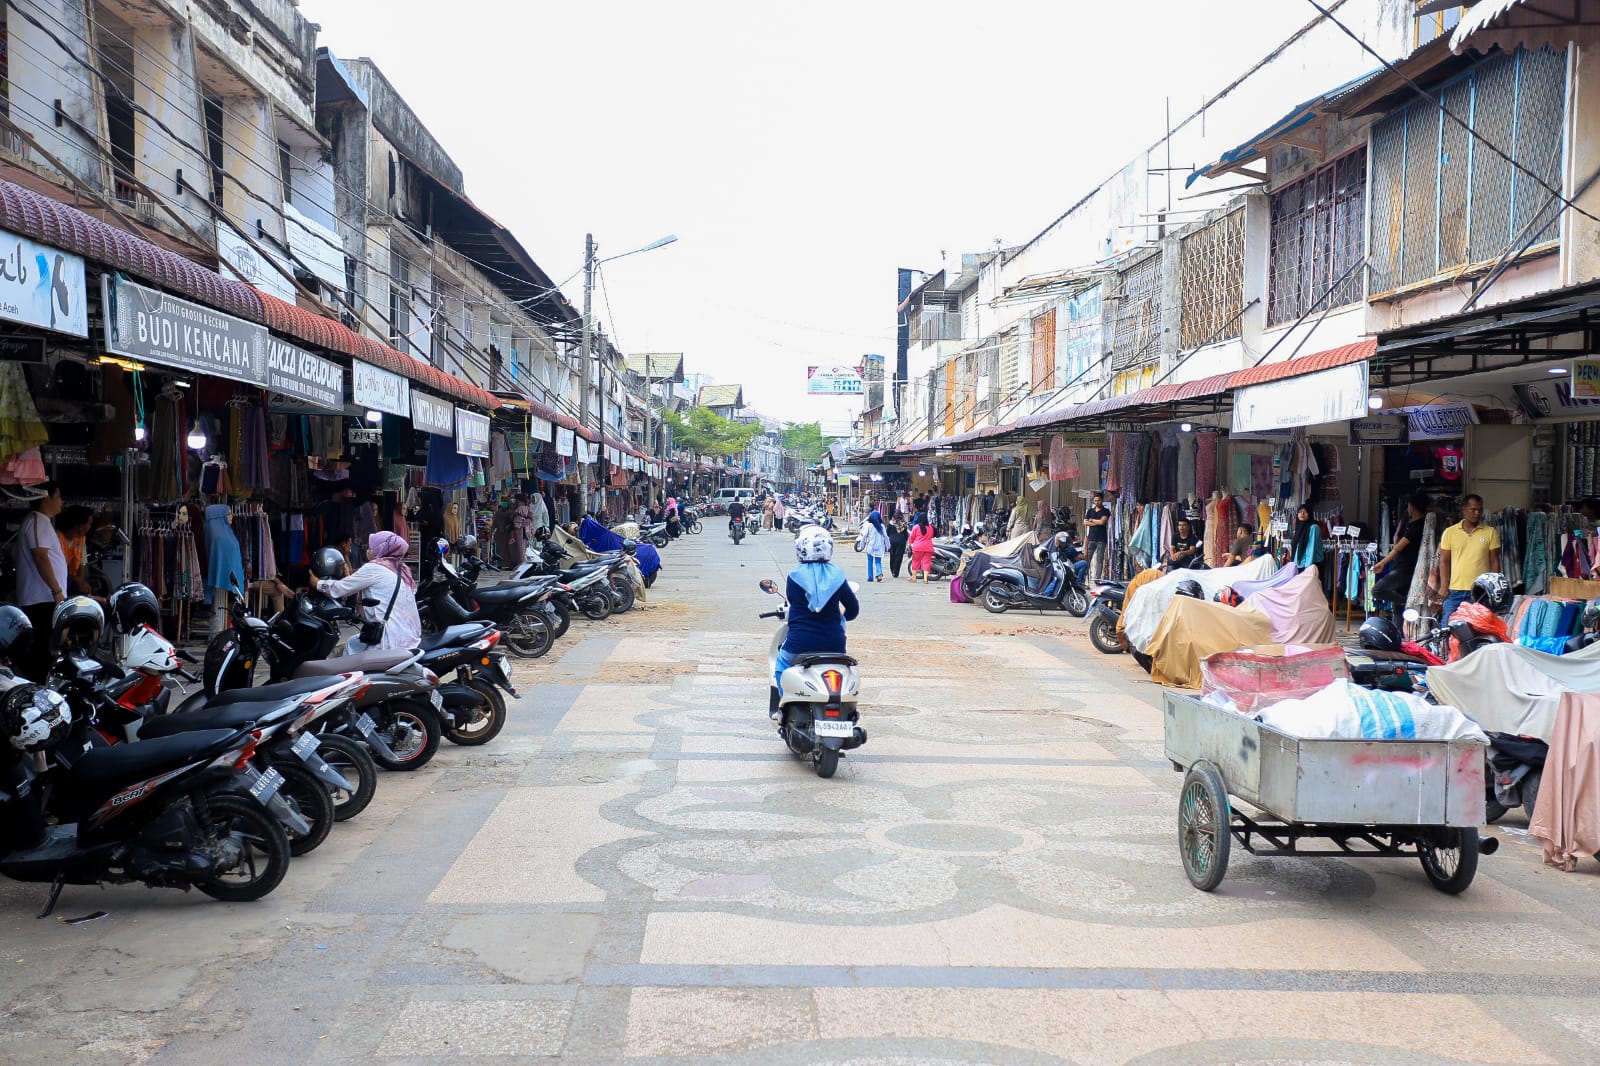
[580,660,700,684]
[970,622,1082,639]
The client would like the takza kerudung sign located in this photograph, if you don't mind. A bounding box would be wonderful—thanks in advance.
[103,276,267,384]
[265,336,343,411]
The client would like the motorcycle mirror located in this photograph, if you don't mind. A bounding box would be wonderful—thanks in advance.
[759,579,777,594]
[1402,607,1420,623]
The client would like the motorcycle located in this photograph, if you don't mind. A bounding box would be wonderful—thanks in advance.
[639,520,671,549]
[929,529,981,579]
[677,506,704,535]
[416,561,557,658]
[1087,580,1127,654]
[730,517,746,545]
[757,578,866,779]
[973,534,1090,617]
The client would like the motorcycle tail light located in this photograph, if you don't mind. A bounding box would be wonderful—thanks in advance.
[485,631,503,647]
[821,669,843,696]
[233,730,262,769]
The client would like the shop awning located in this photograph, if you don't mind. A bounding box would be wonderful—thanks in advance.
[1450,0,1600,54]
[1185,73,1374,187]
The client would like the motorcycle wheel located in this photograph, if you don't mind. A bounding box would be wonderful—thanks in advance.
[506,612,553,658]
[445,685,506,746]
[651,534,669,549]
[1064,587,1090,618]
[369,701,442,771]
[316,733,378,821]
[814,747,839,779]
[982,586,1011,614]
[270,759,335,857]
[547,601,571,640]
[580,592,613,621]
[689,519,703,534]
[1484,798,1509,824]
[194,793,291,902]
[1089,614,1123,655]
[609,575,636,614]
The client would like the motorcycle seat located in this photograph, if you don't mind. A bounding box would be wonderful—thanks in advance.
[137,697,302,739]
[419,624,493,651]
[793,652,858,668]
[71,728,241,785]
[295,649,415,677]
[471,584,545,607]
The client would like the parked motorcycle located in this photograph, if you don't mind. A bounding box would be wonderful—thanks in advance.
[757,578,866,779]
[973,533,1090,617]
[1087,580,1127,654]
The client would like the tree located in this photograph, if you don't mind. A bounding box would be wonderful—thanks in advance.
[662,406,762,459]
[782,421,828,462]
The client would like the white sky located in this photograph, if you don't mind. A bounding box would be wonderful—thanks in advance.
[310,0,1319,431]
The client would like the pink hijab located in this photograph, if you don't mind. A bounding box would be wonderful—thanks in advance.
[368,531,415,588]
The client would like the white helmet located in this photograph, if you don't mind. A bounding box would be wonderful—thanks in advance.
[120,625,180,675]
[794,525,834,563]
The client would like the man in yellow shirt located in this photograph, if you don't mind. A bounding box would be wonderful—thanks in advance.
[1435,494,1501,622]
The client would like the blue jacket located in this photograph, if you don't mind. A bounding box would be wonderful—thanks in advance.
[783,574,859,655]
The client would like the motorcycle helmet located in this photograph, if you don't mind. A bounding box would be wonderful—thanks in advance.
[1213,587,1243,607]
[457,534,479,554]
[620,538,638,556]
[50,596,104,653]
[2,684,69,752]
[311,546,348,580]
[1584,602,1600,632]
[121,625,180,675]
[1173,579,1204,600]
[1470,571,1511,611]
[0,605,32,665]
[1359,616,1401,652]
[108,582,161,635]
[795,525,834,563]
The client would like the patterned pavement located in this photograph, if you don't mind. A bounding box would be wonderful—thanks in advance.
[3,526,1600,1063]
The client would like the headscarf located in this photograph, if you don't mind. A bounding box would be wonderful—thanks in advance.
[1289,505,1319,569]
[665,497,678,516]
[791,560,847,613]
[867,509,885,532]
[368,530,415,588]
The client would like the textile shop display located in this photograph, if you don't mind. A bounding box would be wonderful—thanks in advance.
[1425,639,1600,742]
[1146,598,1273,688]
[1122,555,1278,653]
[1528,691,1600,872]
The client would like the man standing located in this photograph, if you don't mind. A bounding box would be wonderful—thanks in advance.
[1435,493,1501,621]
[1082,491,1111,580]
[17,482,67,680]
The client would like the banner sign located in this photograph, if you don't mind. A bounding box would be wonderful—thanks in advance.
[556,427,575,457]
[1513,380,1600,421]
[1404,402,1478,441]
[1058,432,1109,448]
[103,276,267,385]
[216,221,295,302]
[1348,415,1408,445]
[528,414,553,442]
[352,360,410,416]
[410,391,454,436]
[1573,359,1600,400]
[1232,362,1368,433]
[0,229,87,337]
[807,364,864,395]
[947,452,997,465]
[577,438,597,464]
[264,335,343,412]
[454,407,490,458]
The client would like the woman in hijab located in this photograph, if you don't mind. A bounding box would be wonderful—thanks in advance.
[1289,503,1322,570]
[312,530,422,653]
[908,510,937,582]
[887,516,909,578]
[863,509,889,583]
[204,503,245,633]
[1033,499,1053,539]
[772,525,859,718]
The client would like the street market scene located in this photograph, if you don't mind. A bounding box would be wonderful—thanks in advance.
[3,0,1600,1062]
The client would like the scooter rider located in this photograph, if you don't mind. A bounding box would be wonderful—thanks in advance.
[771,526,859,718]
[727,497,748,535]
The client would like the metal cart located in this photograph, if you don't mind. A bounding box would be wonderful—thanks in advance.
[1163,693,1496,894]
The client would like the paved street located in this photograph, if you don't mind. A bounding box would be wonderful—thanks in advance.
[5,528,1600,1064]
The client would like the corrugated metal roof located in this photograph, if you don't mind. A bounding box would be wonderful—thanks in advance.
[697,383,744,408]
[1227,339,1375,387]
[1449,0,1599,54]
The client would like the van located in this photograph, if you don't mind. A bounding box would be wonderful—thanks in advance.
[712,487,755,504]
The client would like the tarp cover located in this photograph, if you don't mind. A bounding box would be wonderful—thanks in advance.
[1529,691,1600,871]
[1232,561,1299,601]
[1426,640,1600,742]
[1147,598,1273,688]
[1123,555,1278,653]
[1244,565,1336,645]
[574,517,651,591]
[959,531,1046,588]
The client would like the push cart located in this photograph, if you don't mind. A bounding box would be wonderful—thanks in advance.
[1163,693,1496,894]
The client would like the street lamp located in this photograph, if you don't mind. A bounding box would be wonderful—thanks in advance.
[580,233,678,514]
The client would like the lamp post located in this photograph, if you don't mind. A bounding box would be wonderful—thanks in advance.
[580,233,677,515]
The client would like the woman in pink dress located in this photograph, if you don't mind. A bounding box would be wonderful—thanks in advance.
[907,511,937,583]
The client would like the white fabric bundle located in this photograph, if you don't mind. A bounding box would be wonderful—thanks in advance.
[1255,680,1487,743]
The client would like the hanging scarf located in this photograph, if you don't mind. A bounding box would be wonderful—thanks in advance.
[791,561,846,613]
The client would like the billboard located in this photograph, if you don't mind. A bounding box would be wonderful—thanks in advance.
[807,364,863,395]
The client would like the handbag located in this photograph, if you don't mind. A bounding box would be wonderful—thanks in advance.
[359,568,402,647]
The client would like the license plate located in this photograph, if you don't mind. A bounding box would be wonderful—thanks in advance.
[291,732,320,758]
[813,719,854,738]
[247,766,284,803]
[354,712,376,737]
[492,655,510,676]
[429,690,444,711]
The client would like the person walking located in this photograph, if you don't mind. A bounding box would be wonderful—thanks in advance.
[16,481,66,680]
[1082,492,1110,580]
[863,509,889,583]
[1007,498,1029,540]
[762,495,775,530]
[1373,492,1428,619]
[887,517,909,578]
[1032,499,1053,540]
[1434,493,1501,622]
[908,511,937,582]
[312,531,422,653]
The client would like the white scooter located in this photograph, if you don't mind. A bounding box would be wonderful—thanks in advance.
[758,578,866,778]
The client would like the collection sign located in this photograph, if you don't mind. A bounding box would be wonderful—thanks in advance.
[410,391,454,436]
[1404,402,1478,441]
[103,276,267,385]
[0,229,87,337]
[352,360,410,416]
[454,407,490,458]
[264,335,343,411]
[806,364,864,395]
[1232,362,1369,433]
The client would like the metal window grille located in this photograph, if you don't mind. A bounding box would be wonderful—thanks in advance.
[1111,251,1163,371]
[1369,47,1567,294]
[999,329,1020,401]
[1267,150,1366,325]
[1179,210,1245,348]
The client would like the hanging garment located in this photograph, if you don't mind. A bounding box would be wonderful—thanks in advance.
[203,505,245,606]
[0,363,48,464]
[1195,431,1219,500]
[1405,512,1440,635]
[1176,432,1197,500]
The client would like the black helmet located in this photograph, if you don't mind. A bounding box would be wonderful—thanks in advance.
[1470,571,1511,611]
[1359,616,1401,652]
[1174,579,1204,600]
[456,534,479,553]
[108,582,160,635]
[311,546,348,580]
[50,595,104,653]
[1585,603,1600,631]
[0,605,32,663]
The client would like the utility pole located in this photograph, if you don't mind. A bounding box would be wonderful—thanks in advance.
[579,232,596,514]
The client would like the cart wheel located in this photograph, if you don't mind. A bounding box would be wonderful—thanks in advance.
[1178,762,1230,892]
[1419,827,1479,894]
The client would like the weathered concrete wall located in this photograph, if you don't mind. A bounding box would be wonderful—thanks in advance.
[132,20,211,233]
[8,0,107,188]
[1564,41,1600,287]
[185,0,316,130]
[342,58,464,193]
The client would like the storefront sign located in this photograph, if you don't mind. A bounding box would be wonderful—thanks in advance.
[284,201,348,292]
[528,414,553,441]
[1572,358,1600,400]
[410,391,454,436]
[1232,362,1368,433]
[947,453,997,465]
[555,427,575,457]
[103,276,266,385]
[0,335,46,362]
[1513,379,1600,421]
[0,231,87,337]
[1348,415,1408,445]
[264,336,343,412]
[806,364,863,395]
[351,360,410,416]
[454,407,490,458]
[1058,433,1108,448]
[1404,402,1478,441]
[347,427,383,445]
[577,438,597,464]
